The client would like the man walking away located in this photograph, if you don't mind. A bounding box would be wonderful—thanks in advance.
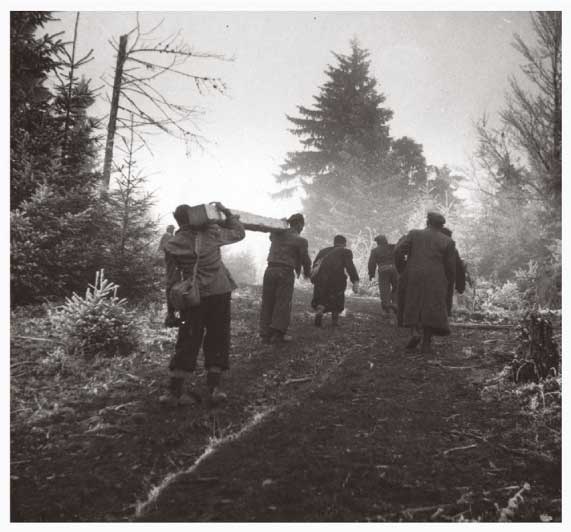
[161,203,245,406]
[395,212,456,354]
[312,235,359,327]
[159,225,179,327]
[368,234,398,317]
[259,213,311,344]
[158,224,175,253]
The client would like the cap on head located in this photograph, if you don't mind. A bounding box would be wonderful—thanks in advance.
[374,234,388,245]
[287,213,305,226]
[427,211,446,228]
[333,234,347,246]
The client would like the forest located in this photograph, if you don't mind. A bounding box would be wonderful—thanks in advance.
[10,11,561,523]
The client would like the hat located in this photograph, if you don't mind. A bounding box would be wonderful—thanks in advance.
[427,211,446,227]
[287,213,305,225]
[374,234,388,244]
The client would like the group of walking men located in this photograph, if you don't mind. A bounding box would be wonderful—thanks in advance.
[159,203,465,406]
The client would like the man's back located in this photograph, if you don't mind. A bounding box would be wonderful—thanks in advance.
[406,228,454,277]
[315,246,359,283]
[267,229,311,276]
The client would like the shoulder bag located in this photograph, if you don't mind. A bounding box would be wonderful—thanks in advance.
[168,233,202,311]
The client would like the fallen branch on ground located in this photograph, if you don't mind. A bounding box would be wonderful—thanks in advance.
[283,376,312,385]
[10,360,37,369]
[450,429,556,464]
[11,336,62,343]
[442,443,478,456]
[450,323,513,330]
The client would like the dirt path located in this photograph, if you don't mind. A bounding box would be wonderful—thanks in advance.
[10,287,561,522]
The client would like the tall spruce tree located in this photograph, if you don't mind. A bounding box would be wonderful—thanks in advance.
[10,12,64,209]
[276,40,428,248]
[105,114,158,300]
[10,12,110,304]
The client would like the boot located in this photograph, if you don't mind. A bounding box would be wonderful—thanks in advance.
[159,376,183,406]
[406,334,421,350]
[314,305,324,327]
[207,369,227,405]
[271,329,292,343]
[421,331,433,354]
[332,312,340,327]
[160,376,196,406]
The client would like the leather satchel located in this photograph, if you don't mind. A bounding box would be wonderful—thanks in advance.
[169,233,201,311]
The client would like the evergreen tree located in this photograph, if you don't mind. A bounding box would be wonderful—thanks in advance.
[468,12,561,306]
[275,40,429,247]
[10,12,109,304]
[10,11,64,208]
[104,115,159,300]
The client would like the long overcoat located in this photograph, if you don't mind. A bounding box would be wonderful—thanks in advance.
[394,228,456,335]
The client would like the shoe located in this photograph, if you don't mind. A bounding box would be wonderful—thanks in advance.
[209,387,228,405]
[420,342,435,355]
[159,391,196,407]
[159,391,179,407]
[405,335,421,350]
[273,333,293,343]
[177,392,196,406]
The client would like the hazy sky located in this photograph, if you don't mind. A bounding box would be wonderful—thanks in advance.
[44,9,538,267]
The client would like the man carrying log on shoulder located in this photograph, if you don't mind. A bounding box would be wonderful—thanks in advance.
[259,213,311,344]
[161,202,245,406]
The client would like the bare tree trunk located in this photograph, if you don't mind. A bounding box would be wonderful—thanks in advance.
[102,34,128,190]
[119,113,135,256]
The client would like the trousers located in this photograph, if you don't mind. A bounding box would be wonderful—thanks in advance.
[259,265,295,336]
[378,266,398,310]
[169,292,231,373]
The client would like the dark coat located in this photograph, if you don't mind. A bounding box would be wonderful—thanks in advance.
[165,216,245,298]
[394,228,456,335]
[367,243,396,277]
[266,229,311,278]
[311,246,359,312]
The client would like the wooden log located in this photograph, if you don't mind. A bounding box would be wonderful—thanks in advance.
[188,203,289,233]
[233,209,289,233]
[449,322,514,330]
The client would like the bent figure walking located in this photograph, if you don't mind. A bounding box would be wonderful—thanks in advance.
[311,234,360,327]
[395,212,456,354]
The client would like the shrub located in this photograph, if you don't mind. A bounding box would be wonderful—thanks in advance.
[49,270,140,359]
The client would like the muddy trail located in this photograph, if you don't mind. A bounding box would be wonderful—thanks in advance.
[10,287,561,522]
